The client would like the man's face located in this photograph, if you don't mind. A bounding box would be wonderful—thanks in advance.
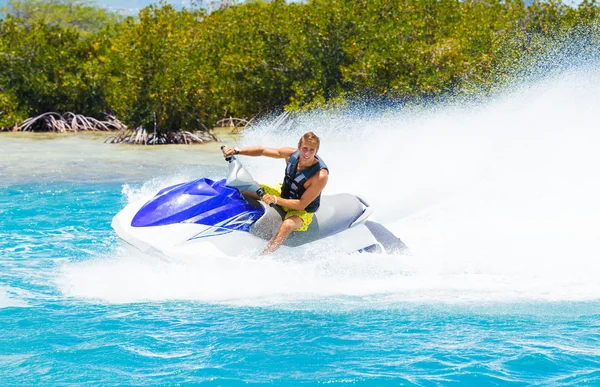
[299,141,318,162]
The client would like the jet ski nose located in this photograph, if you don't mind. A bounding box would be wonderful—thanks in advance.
[131,178,263,229]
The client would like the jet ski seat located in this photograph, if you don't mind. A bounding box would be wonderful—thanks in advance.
[248,194,366,247]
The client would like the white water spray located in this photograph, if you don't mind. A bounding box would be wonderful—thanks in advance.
[0,286,29,308]
[59,64,600,305]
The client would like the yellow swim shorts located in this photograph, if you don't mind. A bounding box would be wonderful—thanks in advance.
[260,184,314,232]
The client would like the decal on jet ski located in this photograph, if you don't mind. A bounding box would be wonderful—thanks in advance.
[188,210,258,240]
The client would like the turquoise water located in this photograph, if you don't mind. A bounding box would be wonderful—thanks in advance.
[2,181,600,385]
[2,146,600,386]
[3,66,600,387]
[2,180,600,385]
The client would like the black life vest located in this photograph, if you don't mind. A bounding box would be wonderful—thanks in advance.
[280,150,329,213]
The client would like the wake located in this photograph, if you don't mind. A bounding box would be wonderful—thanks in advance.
[58,64,600,305]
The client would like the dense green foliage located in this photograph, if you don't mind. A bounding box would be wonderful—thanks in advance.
[1,0,600,131]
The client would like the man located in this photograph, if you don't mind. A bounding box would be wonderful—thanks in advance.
[221,132,329,254]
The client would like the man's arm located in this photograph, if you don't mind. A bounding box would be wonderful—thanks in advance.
[268,170,329,211]
[222,146,295,159]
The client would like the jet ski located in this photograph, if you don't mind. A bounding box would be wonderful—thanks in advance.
[112,148,407,257]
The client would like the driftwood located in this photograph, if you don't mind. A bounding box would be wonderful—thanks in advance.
[14,112,127,132]
[104,126,219,145]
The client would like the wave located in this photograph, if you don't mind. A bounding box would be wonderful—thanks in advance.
[0,286,29,308]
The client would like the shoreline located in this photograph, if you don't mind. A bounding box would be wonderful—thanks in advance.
[0,126,241,145]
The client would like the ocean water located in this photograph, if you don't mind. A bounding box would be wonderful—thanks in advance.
[2,66,600,385]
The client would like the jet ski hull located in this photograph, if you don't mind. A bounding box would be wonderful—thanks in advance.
[112,198,381,257]
[111,164,407,257]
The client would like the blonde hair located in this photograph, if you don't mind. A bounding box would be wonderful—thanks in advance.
[298,131,320,150]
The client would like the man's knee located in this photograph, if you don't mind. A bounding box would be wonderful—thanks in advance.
[281,217,302,232]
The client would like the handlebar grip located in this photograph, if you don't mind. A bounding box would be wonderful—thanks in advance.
[256,188,276,208]
[221,145,233,162]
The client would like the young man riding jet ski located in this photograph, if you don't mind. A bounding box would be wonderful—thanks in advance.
[221,132,328,254]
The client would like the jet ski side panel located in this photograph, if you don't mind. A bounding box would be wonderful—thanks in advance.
[249,194,367,247]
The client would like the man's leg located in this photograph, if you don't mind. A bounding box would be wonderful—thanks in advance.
[261,216,303,255]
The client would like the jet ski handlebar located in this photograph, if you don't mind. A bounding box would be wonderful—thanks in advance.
[220,145,236,162]
[221,145,276,208]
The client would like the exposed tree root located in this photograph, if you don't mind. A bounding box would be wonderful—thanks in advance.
[6,111,219,144]
[104,127,219,145]
[215,116,253,129]
[13,112,126,132]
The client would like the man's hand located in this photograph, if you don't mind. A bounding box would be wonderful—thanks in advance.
[221,146,237,157]
[261,194,278,206]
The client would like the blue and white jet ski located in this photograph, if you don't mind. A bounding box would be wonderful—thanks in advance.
[112,150,407,257]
